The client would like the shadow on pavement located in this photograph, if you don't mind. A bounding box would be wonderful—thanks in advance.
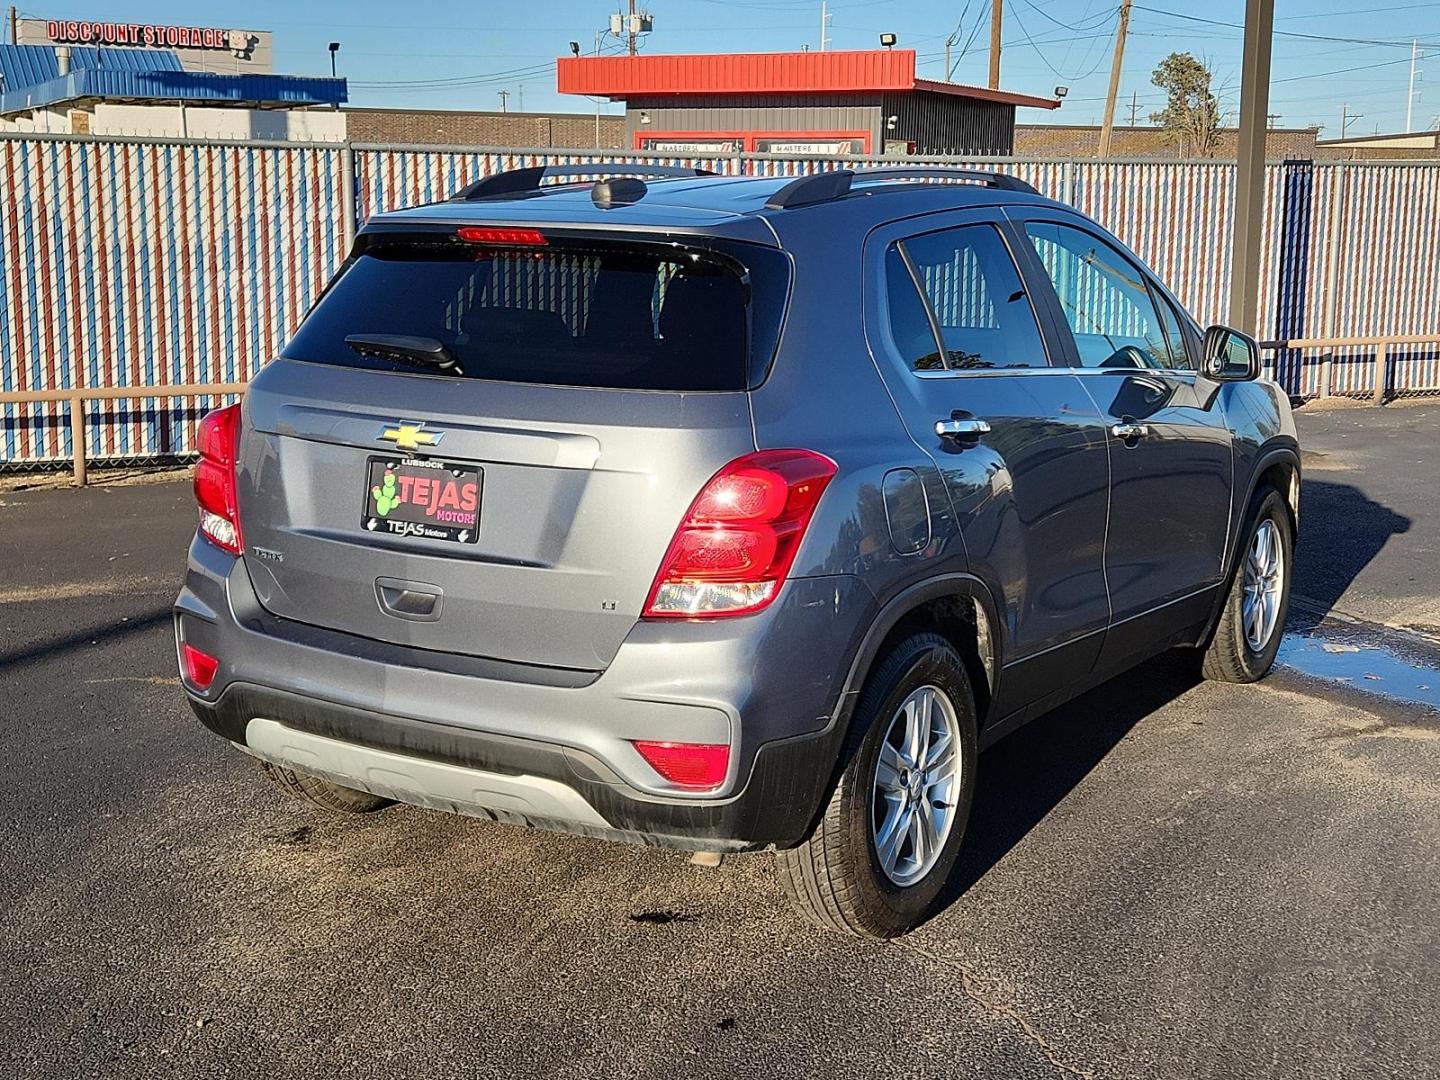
[0,607,173,671]
[938,652,1202,910]
[1290,477,1410,629]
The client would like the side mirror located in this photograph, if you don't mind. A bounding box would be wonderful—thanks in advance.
[1201,325,1261,381]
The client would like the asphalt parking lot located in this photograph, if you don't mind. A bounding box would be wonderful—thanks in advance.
[3,402,1438,1080]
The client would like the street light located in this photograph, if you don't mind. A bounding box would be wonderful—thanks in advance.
[328,41,340,78]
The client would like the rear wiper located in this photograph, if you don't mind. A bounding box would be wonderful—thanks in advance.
[344,335,463,375]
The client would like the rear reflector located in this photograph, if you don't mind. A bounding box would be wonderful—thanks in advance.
[194,403,243,555]
[633,741,730,790]
[456,226,547,246]
[643,449,837,619]
[181,643,219,691]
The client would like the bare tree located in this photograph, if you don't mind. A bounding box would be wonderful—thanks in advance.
[1150,52,1221,157]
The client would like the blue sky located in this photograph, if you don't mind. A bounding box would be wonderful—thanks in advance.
[26,1,1440,134]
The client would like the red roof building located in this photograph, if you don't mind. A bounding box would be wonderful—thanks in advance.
[557,49,1060,156]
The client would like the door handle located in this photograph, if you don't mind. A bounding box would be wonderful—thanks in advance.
[1110,422,1151,440]
[935,417,992,439]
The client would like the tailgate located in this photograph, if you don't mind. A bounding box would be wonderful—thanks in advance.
[237,361,754,671]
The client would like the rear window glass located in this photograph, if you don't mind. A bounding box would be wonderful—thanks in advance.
[282,232,789,391]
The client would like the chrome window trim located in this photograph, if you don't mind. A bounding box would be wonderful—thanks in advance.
[913,365,1199,381]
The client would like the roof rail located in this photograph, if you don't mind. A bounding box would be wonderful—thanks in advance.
[452,163,716,201]
[764,166,1038,210]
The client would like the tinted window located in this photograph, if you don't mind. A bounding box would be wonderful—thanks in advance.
[1024,222,1183,370]
[898,225,1047,370]
[283,234,789,391]
[1152,292,1192,370]
[884,246,944,371]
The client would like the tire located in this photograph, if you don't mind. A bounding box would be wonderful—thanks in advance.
[1201,485,1293,684]
[777,633,979,938]
[260,761,395,814]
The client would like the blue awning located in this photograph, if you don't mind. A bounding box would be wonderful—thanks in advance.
[0,45,345,115]
[0,67,347,115]
[0,44,184,89]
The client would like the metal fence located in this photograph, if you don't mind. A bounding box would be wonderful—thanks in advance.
[3,133,1439,468]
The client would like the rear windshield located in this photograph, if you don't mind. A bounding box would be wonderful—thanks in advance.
[282,231,790,391]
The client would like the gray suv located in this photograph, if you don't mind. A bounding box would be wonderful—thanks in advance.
[175,165,1299,938]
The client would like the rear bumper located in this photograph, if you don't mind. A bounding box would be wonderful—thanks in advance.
[189,683,839,851]
[175,535,875,851]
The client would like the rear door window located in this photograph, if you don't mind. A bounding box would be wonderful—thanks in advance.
[283,232,789,391]
[889,225,1049,370]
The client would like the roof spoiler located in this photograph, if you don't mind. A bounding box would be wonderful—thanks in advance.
[764,167,1038,210]
[452,163,717,202]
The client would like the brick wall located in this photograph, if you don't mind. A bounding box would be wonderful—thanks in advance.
[1335,147,1440,160]
[344,110,1413,162]
[1015,124,1325,160]
[346,108,626,148]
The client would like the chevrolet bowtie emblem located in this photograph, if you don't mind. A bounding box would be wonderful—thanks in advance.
[379,422,443,452]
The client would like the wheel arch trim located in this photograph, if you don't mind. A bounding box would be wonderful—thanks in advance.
[1201,439,1301,645]
[830,573,1004,735]
[1239,439,1301,548]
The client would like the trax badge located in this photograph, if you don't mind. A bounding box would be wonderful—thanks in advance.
[379,421,444,452]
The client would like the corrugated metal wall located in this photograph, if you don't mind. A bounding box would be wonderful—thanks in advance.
[353,145,742,225]
[623,93,882,150]
[0,135,345,465]
[881,92,1014,155]
[4,134,1439,466]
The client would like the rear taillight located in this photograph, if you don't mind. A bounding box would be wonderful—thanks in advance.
[181,643,219,691]
[194,403,243,555]
[633,740,730,790]
[643,449,836,619]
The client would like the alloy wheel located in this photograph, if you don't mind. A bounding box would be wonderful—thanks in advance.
[871,684,963,887]
[1242,518,1285,651]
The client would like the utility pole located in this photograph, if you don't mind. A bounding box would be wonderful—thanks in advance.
[1340,103,1362,139]
[1407,39,1421,131]
[594,31,604,147]
[628,0,638,55]
[1127,90,1140,126]
[1227,0,1275,336]
[1267,112,1280,128]
[945,27,958,81]
[988,0,1002,88]
[1097,0,1133,157]
[8,5,16,45]
[819,1,831,52]
[498,89,509,113]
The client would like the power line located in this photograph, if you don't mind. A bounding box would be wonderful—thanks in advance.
[1004,0,1118,82]
[1278,0,1440,18]
[1134,5,1440,49]
[1011,0,1119,35]
[350,61,556,90]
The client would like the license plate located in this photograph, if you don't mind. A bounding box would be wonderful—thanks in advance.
[363,456,482,543]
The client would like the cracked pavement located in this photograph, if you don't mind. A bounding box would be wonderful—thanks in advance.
[3,402,1439,1080]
